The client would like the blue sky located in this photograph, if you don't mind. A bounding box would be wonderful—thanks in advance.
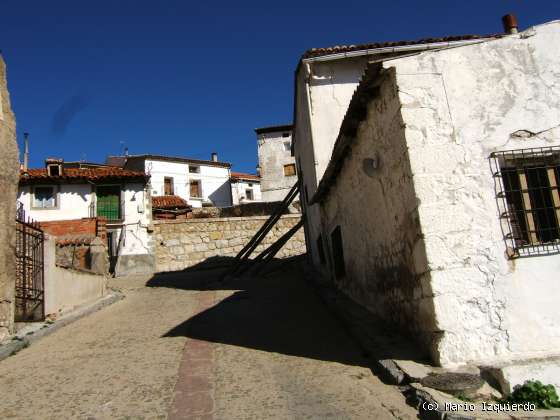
[1,1,559,173]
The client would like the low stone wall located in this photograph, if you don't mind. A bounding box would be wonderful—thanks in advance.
[153,214,306,272]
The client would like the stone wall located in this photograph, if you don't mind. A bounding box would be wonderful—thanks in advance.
[0,56,19,341]
[153,214,305,272]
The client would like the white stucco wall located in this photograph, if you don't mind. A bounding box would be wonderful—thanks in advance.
[388,21,560,366]
[294,57,370,265]
[318,69,436,358]
[257,130,297,202]
[18,181,153,260]
[231,180,262,205]
[146,159,232,208]
[18,184,93,222]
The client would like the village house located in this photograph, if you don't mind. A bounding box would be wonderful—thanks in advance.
[17,159,153,276]
[256,124,298,202]
[293,16,560,390]
[108,153,233,208]
[230,171,262,205]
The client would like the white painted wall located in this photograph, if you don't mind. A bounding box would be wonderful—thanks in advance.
[294,56,369,265]
[18,184,93,222]
[257,130,297,202]
[231,180,262,205]
[18,181,152,260]
[145,159,232,208]
[318,69,435,359]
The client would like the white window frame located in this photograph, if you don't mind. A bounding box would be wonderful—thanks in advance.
[31,185,59,209]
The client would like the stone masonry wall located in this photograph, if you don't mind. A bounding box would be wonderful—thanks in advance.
[153,215,305,272]
[0,56,19,341]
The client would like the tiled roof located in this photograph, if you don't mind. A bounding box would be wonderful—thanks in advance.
[302,34,500,59]
[230,172,260,182]
[152,195,191,210]
[19,167,148,184]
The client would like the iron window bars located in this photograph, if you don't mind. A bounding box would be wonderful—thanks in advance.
[491,146,560,258]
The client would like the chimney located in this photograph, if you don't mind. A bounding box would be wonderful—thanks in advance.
[211,152,218,162]
[23,132,29,172]
[502,14,519,34]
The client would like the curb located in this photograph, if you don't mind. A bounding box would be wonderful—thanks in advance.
[0,291,124,362]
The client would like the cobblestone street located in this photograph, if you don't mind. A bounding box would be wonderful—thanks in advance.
[0,261,417,419]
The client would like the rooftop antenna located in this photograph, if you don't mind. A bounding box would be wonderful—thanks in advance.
[119,140,126,156]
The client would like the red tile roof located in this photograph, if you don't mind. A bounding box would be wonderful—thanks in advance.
[302,34,501,59]
[230,172,260,182]
[19,167,148,184]
[152,195,191,210]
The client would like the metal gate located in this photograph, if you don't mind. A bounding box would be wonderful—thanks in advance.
[15,204,45,322]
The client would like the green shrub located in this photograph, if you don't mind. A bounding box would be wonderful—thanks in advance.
[503,380,560,409]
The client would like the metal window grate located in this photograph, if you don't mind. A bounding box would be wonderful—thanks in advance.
[491,146,560,258]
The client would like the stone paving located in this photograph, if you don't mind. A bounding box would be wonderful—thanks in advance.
[0,260,417,419]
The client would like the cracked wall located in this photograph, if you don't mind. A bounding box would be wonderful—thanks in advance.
[0,56,19,340]
[391,20,560,366]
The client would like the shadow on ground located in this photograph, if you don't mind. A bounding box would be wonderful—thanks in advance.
[147,255,373,368]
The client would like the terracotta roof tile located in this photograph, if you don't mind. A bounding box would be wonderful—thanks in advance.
[20,167,148,184]
[230,172,260,182]
[302,34,501,59]
[152,195,191,210]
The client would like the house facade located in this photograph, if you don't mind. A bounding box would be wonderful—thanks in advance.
[256,125,298,202]
[295,18,560,380]
[111,154,233,208]
[230,172,262,205]
[18,159,153,276]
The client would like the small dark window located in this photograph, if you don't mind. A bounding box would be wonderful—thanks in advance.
[330,226,345,279]
[189,165,200,174]
[283,141,291,152]
[246,189,254,201]
[317,234,326,264]
[282,132,290,138]
[47,164,61,177]
[164,177,174,195]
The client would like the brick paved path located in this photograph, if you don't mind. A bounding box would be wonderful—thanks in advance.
[0,262,417,419]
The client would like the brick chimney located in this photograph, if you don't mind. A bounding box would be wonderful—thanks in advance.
[502,14,519,34]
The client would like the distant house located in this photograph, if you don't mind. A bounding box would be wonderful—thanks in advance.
[108,153,233,208]
[230,172,261,205]
[293,15,560,390]
[18,159,153,276]
[255,125,298,202]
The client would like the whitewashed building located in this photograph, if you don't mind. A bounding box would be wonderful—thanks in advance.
[256,125,298,202]
[109,153,233,208]
[18,159,153,276]
[294,17,560,390]
[230,172,262,205]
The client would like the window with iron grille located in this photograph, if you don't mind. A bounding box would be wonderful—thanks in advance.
[491,147,560,257]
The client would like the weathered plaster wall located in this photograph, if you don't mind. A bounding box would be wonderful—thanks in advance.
[153,215,305,272]
[231,180,262,205]
[113,183,154,276]
[146,159,232,208]
[294,57,369,266]
[257,130,297,202]
[43,235,107,316]
[0,56,18,340]
[391,21,560,366]
[319,69,435,356]
[18,184,93,221]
